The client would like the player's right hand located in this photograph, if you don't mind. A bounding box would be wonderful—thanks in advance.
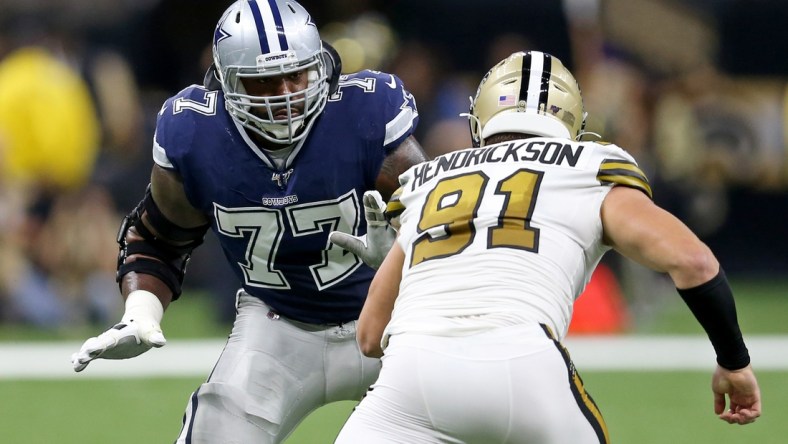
[71,290,166,372]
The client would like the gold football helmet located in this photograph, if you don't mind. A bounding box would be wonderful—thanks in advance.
[467,51,586,146]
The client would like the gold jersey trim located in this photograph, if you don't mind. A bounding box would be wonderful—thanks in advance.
[385,186,405,223]
[597,159,653,199]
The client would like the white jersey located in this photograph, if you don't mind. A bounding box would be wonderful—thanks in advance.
[382,137,651,346]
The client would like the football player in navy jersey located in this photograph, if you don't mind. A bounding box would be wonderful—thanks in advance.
[71,1,428,442]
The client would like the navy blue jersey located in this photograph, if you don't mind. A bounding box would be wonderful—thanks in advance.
[151,70,418,323]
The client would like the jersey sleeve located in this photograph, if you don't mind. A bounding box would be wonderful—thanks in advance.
[595,146,653,199]
[358,70,419,153]
[384,185,405,228]
[386,161,421,224]
[151,94,181,173]
[151,86,209,174]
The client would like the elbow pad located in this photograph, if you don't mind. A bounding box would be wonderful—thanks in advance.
[116,185,210,299]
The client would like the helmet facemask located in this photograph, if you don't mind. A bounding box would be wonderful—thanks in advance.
[220,56,328,144]
[212,0,329,145]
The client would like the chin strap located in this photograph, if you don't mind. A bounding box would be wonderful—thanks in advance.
[575,130,602,141]
[460,110,483,147]
[322,40,342,95]
[203,64,222,90]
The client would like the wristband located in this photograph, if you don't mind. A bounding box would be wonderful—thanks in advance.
[677,268,750,370]
[121,290,164,325]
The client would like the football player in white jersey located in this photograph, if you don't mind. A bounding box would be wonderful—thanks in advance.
[332,51,761,443]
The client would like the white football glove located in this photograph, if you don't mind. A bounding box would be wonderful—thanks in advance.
[71,290,166,372]
[329,190,395,270]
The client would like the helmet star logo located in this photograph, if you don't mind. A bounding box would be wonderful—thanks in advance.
[213,19,231,47]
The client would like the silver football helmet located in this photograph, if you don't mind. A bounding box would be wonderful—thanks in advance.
[467,51,586,146]
[212,0,328,145]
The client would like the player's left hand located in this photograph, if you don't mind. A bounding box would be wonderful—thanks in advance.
[712,364,762,425]
[329,190,395,270]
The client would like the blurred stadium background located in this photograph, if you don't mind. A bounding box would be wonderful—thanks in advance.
[1,0,786,442]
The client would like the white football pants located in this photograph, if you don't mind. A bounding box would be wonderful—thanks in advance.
[335,324,608,444]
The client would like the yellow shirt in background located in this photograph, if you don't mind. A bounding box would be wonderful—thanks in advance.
[0,47,100,190]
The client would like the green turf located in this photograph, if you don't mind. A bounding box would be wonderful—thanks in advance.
[581,370,786,444]
[0,377,353,443]
[1,278,785,442]
[0,378,202,443]
[1,371,783,443]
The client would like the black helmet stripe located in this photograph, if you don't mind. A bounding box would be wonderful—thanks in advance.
[518,52,531,106]
[539,53,551,110]
[519,51,552,114]
[248,0,289,54]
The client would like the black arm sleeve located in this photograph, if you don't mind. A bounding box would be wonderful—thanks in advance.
[116,186,210,299]
[677,268,750,370]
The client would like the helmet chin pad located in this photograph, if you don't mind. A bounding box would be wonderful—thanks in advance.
[259,119,304,139]
[482,112,571,141]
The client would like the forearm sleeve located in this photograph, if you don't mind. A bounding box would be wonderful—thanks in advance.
[676,268,750,370]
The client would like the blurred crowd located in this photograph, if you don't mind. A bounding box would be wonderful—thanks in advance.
[1,0,786,330]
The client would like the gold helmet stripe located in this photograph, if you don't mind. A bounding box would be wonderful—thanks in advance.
[597,159,653,199]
